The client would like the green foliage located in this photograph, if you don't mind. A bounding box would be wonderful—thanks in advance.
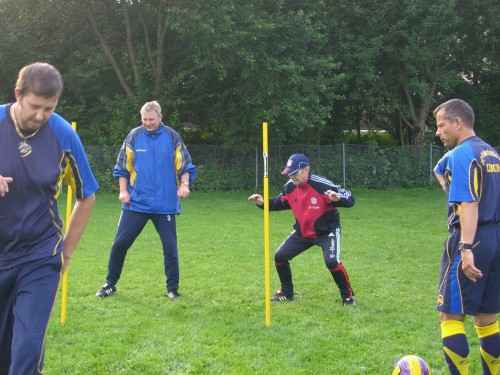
[0,0,499,147]
[344,146,434,189]
[166,1,340,146]
[343,131,397,146]
[43,190,488,374]
[323,0,500,145]
[84,145,120,192]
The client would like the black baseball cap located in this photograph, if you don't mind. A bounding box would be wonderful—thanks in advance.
[281,154,309,176]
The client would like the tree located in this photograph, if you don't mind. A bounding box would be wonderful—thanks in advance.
[164,0,341,146]
[1,0,498,147]
[381,1,466,145]
[441,0,500,146]
[82,0,177,100]
[328,0,467,145]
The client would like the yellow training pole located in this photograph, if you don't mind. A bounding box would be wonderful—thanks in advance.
[60,121,76,325]
[262,122,271,327]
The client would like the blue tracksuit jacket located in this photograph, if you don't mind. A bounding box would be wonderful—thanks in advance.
[113,123,196,214]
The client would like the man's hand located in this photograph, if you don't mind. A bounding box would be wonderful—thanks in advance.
[248,194,264,206]
[324,190,340,202]
[119,190,131,204]
[461,250,483,282]
[177,184,190,198]
[0,175,13,197]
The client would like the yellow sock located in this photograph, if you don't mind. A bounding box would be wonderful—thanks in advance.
[475,321,500,375]
[441,320,469,375]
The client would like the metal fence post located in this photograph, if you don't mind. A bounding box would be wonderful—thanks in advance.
[343,143,346,187]
[429,143,433,186]
[255,145,259,189]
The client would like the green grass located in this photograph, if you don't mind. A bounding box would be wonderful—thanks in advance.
[43,189,489,374]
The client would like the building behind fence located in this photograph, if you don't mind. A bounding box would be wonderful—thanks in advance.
[85,144,471,192]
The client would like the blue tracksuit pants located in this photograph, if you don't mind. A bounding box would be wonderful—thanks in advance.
[0,254,62,375]
[106,210,179,291]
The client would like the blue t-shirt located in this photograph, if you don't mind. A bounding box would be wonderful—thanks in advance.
[446,136,500,231]
[434,150,452,187]
[434,150,453,229]
[0,103,99,269]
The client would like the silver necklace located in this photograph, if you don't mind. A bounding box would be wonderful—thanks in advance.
[11,103,40,157]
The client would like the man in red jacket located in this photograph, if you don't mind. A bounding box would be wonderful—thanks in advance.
[249,153,356,305]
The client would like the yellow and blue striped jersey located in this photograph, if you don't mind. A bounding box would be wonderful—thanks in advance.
[446,136,500,230]
[0,104,99,269]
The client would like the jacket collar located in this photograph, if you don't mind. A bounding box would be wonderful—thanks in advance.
[144,123,165,136]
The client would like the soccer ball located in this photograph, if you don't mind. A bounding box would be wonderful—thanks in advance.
[392,355,431,375]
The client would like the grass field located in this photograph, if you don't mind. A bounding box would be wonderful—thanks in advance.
[43,189,489,374]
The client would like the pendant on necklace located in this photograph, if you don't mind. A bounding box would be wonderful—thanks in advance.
[19,140,32,157]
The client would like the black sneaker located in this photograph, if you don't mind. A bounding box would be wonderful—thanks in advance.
[96,284,116,298]
[167,289,180,300]
[342,297,355,306]
[270,290,294,302]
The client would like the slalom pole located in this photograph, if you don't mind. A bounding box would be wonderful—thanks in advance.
[262,122,271,327]
[60,121,76,325]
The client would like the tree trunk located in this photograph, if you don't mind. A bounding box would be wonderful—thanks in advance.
[399,78,438,145]
[154,1,169,97]
[123,2,139,84]
[83,0,136,100]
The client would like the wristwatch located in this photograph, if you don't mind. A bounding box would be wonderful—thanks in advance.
[458,241,473,251]
[182,181,189,186]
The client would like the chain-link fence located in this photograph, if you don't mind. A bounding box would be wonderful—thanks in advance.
[85,144,471,192]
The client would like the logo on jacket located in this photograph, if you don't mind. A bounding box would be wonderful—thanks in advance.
[135,148,148,152]
[308,197,320,210]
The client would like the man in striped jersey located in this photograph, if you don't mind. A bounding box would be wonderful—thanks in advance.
[0,62,99,374]
[249,153,356,305]
[434,99,500,375]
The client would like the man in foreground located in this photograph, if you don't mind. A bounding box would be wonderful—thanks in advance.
[0,62,99,374]
[434,99,500,375]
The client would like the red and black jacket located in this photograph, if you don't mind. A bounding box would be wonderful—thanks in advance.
[267,173,355,239]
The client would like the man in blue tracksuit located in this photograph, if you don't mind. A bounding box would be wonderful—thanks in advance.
[96,101,196,300]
